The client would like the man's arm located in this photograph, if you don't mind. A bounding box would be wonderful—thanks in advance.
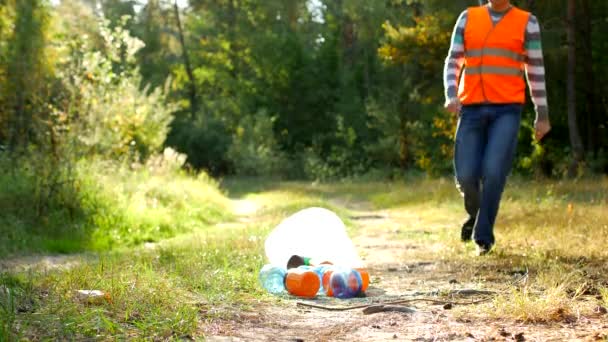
[524,14,551,140]
[443,10,467,112]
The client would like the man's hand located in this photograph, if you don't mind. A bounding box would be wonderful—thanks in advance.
[534,118,551,142]
[444,98,461,115]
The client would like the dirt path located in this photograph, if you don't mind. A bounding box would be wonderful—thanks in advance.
[0,253,96,273]
[205,202,607,342]
[2,197,605,341]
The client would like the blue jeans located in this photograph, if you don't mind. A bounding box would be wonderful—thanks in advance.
[454,104,522,246]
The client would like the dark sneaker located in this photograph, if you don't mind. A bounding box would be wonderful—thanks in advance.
[476,242,493,256]
[461,216,475,242]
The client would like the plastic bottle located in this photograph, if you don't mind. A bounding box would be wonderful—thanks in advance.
[328,268,363,299]
[322,268,335,296]
[322,268,363,299]
[285,268,320,298]
[322,267,369,297]
[295,265,325,295]
[354,268,370,292]
[287,255,333,269]
[258,264,287,294]
[310,265,332,295]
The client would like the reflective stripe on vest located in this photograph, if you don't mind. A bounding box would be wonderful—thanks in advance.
[465,48,526,62]
[458,6,530,105]
[465,66,524,77]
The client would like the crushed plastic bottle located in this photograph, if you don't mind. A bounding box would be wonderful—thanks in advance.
[259,264,287,294]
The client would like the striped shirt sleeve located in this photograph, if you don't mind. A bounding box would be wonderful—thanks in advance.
[443,10,467,103]
[524,15,549,122]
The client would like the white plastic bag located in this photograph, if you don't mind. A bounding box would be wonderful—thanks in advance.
[264,207,363,268]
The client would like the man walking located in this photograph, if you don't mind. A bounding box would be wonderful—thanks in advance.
[443,0,551,255]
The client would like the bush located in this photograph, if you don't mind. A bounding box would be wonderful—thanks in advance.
[0,151,232,257]
[56,17,174,162]
[0,153,93,256]
[166,114,233,175]
[226,109,290,177]
[301,115,370,181]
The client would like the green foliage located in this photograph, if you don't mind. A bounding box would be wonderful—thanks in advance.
[377,11,455,174]
[0,0,51,150]
[0,153,90,255]
[0,150,232,257]
[226,109,290,176]
[55,17,175,161]
[133,0,177,88]
[302,115,369,180]
[2,0,608,185]
[162,0,532,178]
[83,154,233,250]
[167,114,233,174]
[0,2,187,258]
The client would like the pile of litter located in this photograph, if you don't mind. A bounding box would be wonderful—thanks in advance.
[259,207,369,299]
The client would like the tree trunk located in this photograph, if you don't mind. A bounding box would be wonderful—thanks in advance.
[174,1,198,119]
[227,0,238,79]
[580,0,598,155]
[399,115,408,170]
[363,50,371,98]
[566,0,584,177]
[7,0,45,153]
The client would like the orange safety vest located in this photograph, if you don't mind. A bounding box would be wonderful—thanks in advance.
[458,6,530,105]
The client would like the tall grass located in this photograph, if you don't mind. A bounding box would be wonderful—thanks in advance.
[0,152,232,257]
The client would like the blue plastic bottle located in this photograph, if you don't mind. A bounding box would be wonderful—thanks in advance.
[312,265,332,295]
[329,268,363,299]
[259,264,287,294]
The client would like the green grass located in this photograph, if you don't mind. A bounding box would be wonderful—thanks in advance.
[221,176,608,324]
[0,158,232,257]
[333,175,608,323]
[0,227,270,340]
[2,175,608,339]
[1,176,347,340]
